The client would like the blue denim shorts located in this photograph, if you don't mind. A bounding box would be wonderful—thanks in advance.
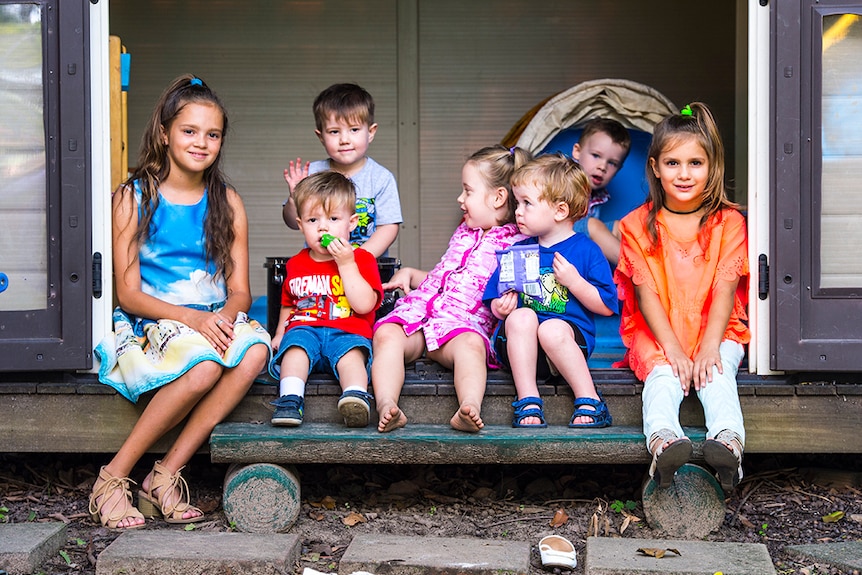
[268,325,372,381]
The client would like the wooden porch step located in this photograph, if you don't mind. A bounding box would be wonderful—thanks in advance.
[210,422,709,465]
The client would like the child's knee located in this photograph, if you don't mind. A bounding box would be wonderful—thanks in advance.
[338,346,369,367]
[243,343,270,370]
[373,323,402,346]
[507,307,539,329]
[453,331,485,353]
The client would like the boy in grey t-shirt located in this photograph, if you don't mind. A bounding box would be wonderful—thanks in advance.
[283,83,402,257]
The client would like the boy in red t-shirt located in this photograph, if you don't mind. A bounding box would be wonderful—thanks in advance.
[269,171,383,427]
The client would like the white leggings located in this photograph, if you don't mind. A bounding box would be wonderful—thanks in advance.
[642,340,746,449]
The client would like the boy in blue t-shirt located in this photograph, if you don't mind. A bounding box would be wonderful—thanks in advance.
[282,83,402,257]
[484,153,617,429]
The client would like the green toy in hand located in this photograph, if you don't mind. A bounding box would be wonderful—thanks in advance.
[320,234,336,248]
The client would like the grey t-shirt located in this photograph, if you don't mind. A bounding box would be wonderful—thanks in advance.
[307,157,402,250]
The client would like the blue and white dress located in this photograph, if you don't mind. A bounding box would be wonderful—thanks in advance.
[95,182,270,402]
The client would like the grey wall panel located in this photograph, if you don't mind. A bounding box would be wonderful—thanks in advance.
[111,1,399,296]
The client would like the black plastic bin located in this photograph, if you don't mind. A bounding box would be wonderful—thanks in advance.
[263,256,288,336]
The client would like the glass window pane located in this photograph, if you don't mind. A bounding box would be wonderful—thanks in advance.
[0,4,46,311]
[820,13,862,289]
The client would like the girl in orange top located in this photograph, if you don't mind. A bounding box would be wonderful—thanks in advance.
[614,102,749,492]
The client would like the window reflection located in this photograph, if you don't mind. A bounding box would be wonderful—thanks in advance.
[820,13,861,289]
[0,4,46,310]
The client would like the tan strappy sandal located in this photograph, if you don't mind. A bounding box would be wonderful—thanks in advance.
[89,466,145,530]
[703,429,744,492]
[137,460,205,524]
[648,428,692,488]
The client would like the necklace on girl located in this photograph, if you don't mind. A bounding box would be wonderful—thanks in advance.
[663,204,703,215]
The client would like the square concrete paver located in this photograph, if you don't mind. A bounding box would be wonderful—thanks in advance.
[785,542,862,573]
[339,534,531,575]
[585,537,776,575]
[0,522,67,575]
[95,530,300,575]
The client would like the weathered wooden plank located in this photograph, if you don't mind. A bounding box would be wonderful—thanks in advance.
[209,422,708,465]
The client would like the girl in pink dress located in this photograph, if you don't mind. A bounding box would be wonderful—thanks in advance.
[615,103,750,492]
[372,145,532,432]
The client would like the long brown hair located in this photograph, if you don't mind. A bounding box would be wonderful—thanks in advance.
[122,74,235,279]
[644,101,738,252]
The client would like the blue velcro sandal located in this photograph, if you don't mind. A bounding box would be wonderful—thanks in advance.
[270,394,304,427]
[568,395,612,428]
[337,390,373,428]
[512,396,548,428]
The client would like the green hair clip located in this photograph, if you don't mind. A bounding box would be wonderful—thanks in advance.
[680,104,693,117]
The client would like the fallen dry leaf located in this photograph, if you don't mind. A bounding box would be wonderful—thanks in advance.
[620,515,631,534]
[520,506,547,514]
[737,515,756,529]
[620,510,641,534]
[319,495,337,510]
[637,547,681,558]
[307,542,332,556]
[307,509,325,521]
[342,511,366,526]
[822,510,844,523]
[196,494,220,514]
[549,508,569,527]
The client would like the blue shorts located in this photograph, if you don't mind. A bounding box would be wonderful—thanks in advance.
[573,217,613,239]
[268,325,372,381]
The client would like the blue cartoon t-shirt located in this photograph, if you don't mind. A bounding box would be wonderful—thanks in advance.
[483,233,617,355]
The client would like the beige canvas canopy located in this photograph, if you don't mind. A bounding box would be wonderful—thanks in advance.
[502,79,677,154]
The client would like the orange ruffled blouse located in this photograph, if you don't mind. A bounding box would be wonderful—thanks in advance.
[613,205,750,381]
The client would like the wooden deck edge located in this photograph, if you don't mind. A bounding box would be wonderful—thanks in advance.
[2,369,862,454]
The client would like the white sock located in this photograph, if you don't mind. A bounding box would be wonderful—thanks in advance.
[342,385,367,394]
[279,376,306,397]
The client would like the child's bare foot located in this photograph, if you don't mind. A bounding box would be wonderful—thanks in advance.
[377,404,408,432]
[450,404,483,433]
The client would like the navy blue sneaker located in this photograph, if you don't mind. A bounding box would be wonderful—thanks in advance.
[337,390,373,428]
[271,394,304,427]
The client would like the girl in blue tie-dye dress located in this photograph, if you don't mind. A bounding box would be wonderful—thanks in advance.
[91,75,270,530]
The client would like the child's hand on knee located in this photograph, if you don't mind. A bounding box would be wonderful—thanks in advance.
[693,346,722,390]
[665,348,694,394]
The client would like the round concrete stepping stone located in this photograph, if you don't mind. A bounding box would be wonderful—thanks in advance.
[641,463,726,538]
[222,463,300,533]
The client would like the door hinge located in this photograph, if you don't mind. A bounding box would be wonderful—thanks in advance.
[758,254,769,300]
[92,252,102,299]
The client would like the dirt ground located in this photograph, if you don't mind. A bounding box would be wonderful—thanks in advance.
[1,452,861,575]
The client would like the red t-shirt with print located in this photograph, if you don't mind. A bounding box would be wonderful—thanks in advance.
[280,248,383,339]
